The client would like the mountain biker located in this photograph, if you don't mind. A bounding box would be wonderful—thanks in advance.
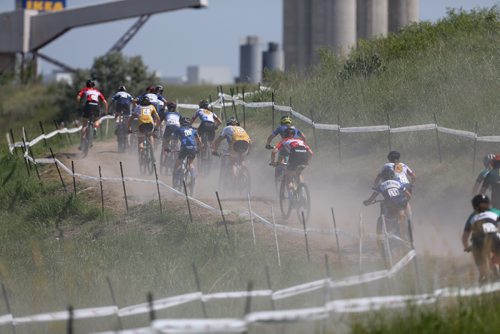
[154,85,168,122]
[111,85,133,118]
[76,79,108,149]
[265,115,307,149]
[212,117,252,178]
[170,117,202,181]
[373,151,416,191]
[190,100,222,145]
[462,194,500,283]
[364,167,411,233]
[270,127,313,190]
[473,153,495,195]
[162,102,181,151]
[127,96,160,152]
[481,155,500,209]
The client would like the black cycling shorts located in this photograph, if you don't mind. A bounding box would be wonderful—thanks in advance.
[163,125,180,139]
[115,103,131,116]
[138,123,154,134]
[83,103,100,119]
[233,140,249,153]
[179,147,197,160]
[198,122,216,142]
[287,148,310,171]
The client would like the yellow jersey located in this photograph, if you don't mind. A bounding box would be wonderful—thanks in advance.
[135,105,158,126]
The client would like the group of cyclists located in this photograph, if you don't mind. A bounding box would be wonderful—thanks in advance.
[77,80,500,284]
[76,80,314,192]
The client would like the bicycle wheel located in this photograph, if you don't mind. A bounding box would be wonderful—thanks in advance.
[275,165,285,196]
[279,177,293,219]
[237,166,251,194]
[295,183,311,223]
[376,216,389,269]
[185,169,196,196]
[81,125,91,158]
[147,143,155,175]
[117,125,127,153]
[160,149,168,175]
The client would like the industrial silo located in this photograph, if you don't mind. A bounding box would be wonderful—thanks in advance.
[357,0,388,39]
[407,0,419,24]
[389,0,419,33]
[263,42,284,73]
[330,0,357,56]
[239,35,262,84]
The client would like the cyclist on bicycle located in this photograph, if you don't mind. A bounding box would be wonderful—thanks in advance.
[127,96,160,152]
[154,85,168,122]
[171,117,202,180]
[462,194,500,283]
[373,151,416,191]
[162,102,181,151]
[265,115,307,149]
[190,99,222,144]
[111,85,133,117]
[76,79,108,149]
[270,127,313,189]
[481,155,500,209]
[364,167,411,230]
[212,117,252,178]
[473,153,495,195]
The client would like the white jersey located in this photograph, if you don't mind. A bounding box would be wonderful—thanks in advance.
[194,108,218,123]
[165,112,181,126]
[382,162,413,185]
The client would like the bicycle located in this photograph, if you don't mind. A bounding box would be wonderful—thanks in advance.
[80,116,97,158]
[198,131,213,176]
[132,131,155,175]
[115,114,129,153]
[171,151,196,195]
[271,163,310,223]
[367,199,410,269]
[215,151,251,195]
[160,137,179,176]
[266,145,287,196]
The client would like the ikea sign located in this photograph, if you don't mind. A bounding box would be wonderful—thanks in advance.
[22,0,66,12]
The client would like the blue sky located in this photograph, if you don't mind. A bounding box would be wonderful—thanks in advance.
[1,0,498,77]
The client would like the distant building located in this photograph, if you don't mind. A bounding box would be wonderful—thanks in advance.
[162,76,187,86]
[239,36,262,84]
[283,0,419,72]
[262,42,284,73]
[42,70,73,84]
[186,65,233,85]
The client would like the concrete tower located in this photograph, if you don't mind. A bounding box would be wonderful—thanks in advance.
[283,0,311,73]
[330,0,357,55]
[389,0,419,33]
[239,36,262,84]
[263,42,284,73]
[357,0,389,39]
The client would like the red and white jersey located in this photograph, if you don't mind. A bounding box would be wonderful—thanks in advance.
[78,87,105,104]
[275,137,313,155]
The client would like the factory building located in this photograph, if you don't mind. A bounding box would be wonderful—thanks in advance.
[283,0,419,71]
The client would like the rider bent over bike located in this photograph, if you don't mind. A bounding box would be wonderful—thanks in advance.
[270,127,313,191]
[171,117,202,179]
[364,167,411,234]
[127,96,160,152]
[212,117,252,178]
[162,102,181,151]
[190,100,222,145]
[76,79,108,149]
[462,194,500,283]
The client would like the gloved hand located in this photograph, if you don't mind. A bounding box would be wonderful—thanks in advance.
[464,245,472,253]
[265,144,274,150]
[363,199,372,207]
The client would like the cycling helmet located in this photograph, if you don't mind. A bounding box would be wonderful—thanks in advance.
[199,100,210,109]
[387,151,401,162]
[118,85,126,92]
[280,116,292,125]
[381,167,395,181]
[166,101,177,111]
[283,127,296,138]
[155,85,164,94]
[472,194,490,210]
[492,154,500,169]
[146,86,155,93]
[140,96,151,106]
[180,117,190,126]
[86,79,95,88]
[226,117,240,126]
[483,153,496,168]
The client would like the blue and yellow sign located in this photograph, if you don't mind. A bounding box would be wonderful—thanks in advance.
[22,0,66,12]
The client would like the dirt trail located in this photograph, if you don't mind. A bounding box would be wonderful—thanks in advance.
[57,136,473,276]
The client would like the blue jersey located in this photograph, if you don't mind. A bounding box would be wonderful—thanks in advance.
[272,125,302,138]
[376,180,408,207]
[174,126,198,149]
[112,91,133,106]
